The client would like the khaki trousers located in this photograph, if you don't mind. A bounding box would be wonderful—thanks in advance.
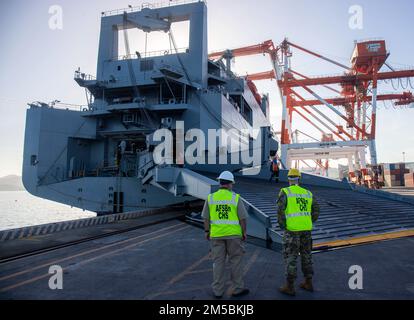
[210,238,245,296]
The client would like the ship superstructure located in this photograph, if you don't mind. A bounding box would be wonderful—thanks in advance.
[23,1,278,215]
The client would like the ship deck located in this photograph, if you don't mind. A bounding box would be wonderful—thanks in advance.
[1,216,413,300]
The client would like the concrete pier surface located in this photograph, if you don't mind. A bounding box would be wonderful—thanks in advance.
[1,216,413,300]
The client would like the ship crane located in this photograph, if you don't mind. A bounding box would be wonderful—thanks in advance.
[210,39,414,179]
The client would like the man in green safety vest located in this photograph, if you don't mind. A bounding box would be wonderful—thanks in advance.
[202,171,250,299]
[277,168,320,296]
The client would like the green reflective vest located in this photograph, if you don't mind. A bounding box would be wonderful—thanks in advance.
[282,185,313,232]
[208,189,242,238]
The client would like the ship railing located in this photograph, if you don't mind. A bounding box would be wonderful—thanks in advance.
[160,97,187,105]
[102,0,205,17]
[54,103,91,112]
[74,70,96,81]
[28,101,90,112]
[293,139,323,144]
[113,47,189,61]
[58,105,90,112]
[141,0,205,9]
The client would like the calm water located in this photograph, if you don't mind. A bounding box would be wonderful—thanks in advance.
[0,191,96,231]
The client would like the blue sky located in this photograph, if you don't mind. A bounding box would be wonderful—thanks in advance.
[0,0,413,177]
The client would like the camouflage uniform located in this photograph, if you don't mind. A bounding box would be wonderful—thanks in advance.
[277,188,320,280]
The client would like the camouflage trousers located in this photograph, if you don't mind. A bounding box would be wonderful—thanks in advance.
[282,231,314,280]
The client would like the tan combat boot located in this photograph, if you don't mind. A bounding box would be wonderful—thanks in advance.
[300,278,314,292]
[279,279,296,296]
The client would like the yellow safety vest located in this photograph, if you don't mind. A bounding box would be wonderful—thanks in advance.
[208,189,242,238]
[282,185,313,232]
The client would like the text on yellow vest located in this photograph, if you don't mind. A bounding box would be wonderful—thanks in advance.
[282,185,313,232]
[208,189,242,238]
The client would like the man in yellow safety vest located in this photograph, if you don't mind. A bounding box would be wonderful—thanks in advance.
[202,171,250,299]
[277,168,320,296]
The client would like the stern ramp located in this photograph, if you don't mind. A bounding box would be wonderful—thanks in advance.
[235,176,414,248]
[148,168,414,248]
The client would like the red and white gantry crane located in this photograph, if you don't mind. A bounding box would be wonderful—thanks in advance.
[209,39,414,178]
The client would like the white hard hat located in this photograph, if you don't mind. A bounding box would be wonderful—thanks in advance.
[217,171,235,184]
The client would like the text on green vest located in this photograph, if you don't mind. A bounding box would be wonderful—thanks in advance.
[282,185,313,232]
[208,189,242,238]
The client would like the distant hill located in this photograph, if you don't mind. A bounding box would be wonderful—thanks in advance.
[0,175,25,191]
